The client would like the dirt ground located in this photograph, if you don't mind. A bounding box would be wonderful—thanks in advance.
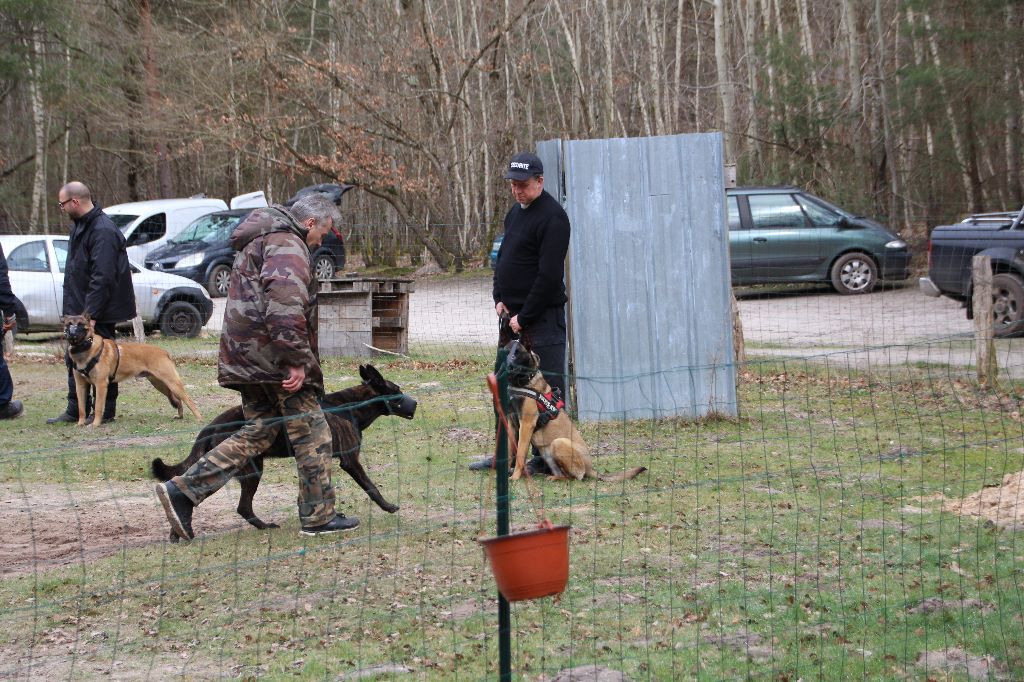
[0,480,297,578]
[944,470,1024,529]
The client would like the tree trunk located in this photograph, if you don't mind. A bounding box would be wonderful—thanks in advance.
[27,30,46,231]
[139,0,175,198]
[713,0,737,162]
[742,0,760,170]
[670,0,685,129]
[923,12,973,206]
[643,3,666,136]
[599,0,618,137]
[872,0,902,228]
[796,0,822,120]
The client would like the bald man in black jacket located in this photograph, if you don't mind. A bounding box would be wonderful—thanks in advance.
[48,181,137,424]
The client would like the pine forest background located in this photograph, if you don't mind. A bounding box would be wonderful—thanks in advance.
[1,0,1022,269]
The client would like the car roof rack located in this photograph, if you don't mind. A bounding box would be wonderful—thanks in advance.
[960,211,1018,225]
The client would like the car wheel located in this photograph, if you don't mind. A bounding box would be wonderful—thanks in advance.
[991,273,1024,338]
[313,253,335,281]
[160,301,203,338]
[830,252,877,295]
[207,264,232,298]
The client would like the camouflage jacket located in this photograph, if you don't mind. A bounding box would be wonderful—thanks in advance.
[217,205,323,392]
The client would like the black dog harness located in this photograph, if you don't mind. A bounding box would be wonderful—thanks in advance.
[69,335,120,382]
[508,386,564,428]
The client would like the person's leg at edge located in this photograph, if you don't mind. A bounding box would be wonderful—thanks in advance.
[0,353,22,418]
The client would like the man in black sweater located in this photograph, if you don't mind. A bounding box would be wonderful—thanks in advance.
[48,182,137,424]
[470,152,571,473]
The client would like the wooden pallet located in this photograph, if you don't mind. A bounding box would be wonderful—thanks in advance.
[318,277,414,357]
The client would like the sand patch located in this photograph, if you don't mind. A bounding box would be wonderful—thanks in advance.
[915,647,1007,680]
[0,481,296,577]
[944,471,1024,528]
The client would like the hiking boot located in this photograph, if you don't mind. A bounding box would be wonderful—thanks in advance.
[0,400,23,420]
[155,480,195,541]
[300,514,360,536]
[468,456,496,471]
[526,456,552,476]
[468,455,550,475]
[46,410,77,424]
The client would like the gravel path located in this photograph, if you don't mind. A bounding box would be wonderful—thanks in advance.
[205,275,1016,372]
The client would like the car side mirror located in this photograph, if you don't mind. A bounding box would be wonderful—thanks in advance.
[837,217,854,229]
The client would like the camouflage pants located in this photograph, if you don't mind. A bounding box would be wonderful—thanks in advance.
[172,384,335,526]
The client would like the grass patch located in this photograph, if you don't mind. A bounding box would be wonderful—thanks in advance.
[1,336,1023,679]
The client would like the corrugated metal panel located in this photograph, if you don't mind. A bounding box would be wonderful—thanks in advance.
[545,133,737,421]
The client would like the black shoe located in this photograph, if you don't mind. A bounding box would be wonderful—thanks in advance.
[526,456,551,476]
[0,400,23,420]
[85,412,116,424]
[46,411,77,424]
[468,456,496,471]
[155,481,195,541]
[300,514,360,536]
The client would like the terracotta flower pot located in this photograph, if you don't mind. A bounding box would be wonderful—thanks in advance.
[479,524,570,602]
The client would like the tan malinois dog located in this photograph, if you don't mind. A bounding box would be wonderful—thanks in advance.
[63,313,202,426]
[504,339,646,483]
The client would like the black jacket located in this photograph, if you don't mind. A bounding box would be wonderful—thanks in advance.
[63,204,137,323]
[492,190,570,327]
[0,243,21,318]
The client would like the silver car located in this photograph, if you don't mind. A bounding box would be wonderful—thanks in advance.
[0,234,214,338]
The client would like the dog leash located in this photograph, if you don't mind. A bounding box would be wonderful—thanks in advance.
[486,373,548,528]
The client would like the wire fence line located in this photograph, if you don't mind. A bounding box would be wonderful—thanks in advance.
[0,274,1023,680]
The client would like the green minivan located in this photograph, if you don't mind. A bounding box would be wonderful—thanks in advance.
[728,186,911,294]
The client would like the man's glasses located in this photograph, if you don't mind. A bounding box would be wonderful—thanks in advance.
[57,198,77,209]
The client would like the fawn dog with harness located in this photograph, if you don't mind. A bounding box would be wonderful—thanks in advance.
[63,313,202,426]
[504,337,646,482]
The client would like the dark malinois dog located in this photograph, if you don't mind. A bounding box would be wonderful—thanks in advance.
[151,364,416,536]
[63,313,202,427]
[504,339,646,483]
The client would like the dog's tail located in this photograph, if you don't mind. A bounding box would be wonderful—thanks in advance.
[150,426,216,481]
[151,456,184,481]
[597,466,648,482]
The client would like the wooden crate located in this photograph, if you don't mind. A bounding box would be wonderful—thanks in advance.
[318,277,414,357]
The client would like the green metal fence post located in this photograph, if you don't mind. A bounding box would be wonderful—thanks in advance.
[494,348,512,681]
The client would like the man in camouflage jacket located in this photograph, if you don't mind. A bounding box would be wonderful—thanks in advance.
[156,192,358,540]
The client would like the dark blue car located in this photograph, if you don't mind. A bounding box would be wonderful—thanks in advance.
[145,185,351,297]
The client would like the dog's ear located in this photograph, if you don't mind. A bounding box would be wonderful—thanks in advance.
[360,364,384,385]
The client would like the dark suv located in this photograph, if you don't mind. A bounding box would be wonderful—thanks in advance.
[144,185,350,297]
[728,186,910,294]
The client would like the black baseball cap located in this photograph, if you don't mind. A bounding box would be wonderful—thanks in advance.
[504,152,543,181]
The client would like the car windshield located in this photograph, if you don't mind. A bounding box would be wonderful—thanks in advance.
[801,194,857,219]
[109,214,138,231]
[201,221,238,245]
[172,213,242,244]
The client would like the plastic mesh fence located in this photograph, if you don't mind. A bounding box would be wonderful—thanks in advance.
[0,269,1022,680]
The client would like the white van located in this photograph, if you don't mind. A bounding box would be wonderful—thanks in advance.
[106,191,268,261]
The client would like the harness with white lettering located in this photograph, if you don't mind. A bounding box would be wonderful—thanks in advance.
[508,386,564,428]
